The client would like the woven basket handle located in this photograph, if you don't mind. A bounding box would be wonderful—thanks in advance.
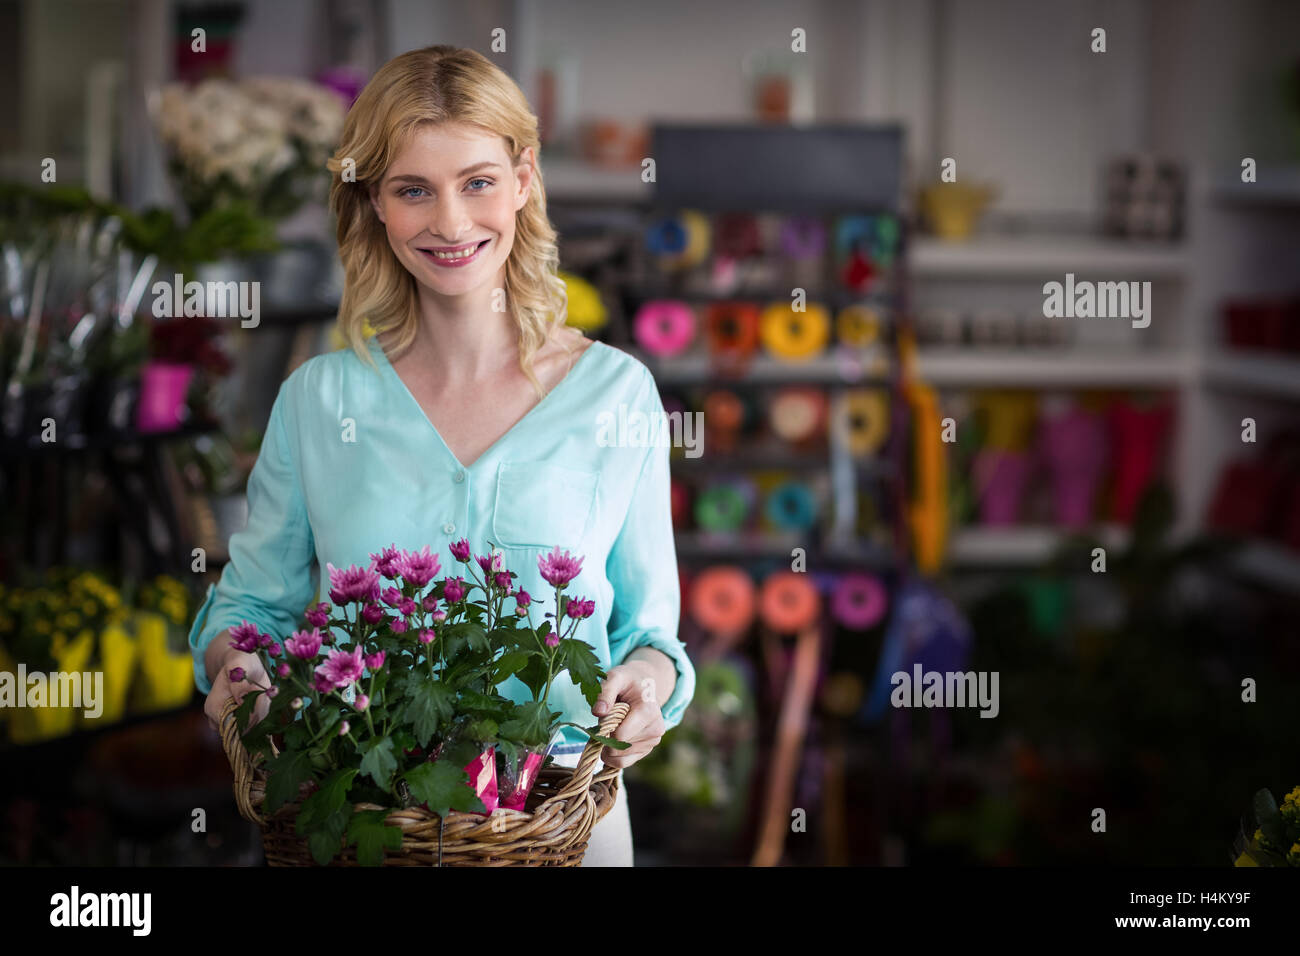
[219,695,631,821]
[219,695,267,825]
[546,700,631,806]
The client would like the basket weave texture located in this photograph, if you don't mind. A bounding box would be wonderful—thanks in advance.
[220,697,629,866]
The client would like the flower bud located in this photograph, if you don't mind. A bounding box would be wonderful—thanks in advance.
[339,720,350,736]
[291,697,304,711]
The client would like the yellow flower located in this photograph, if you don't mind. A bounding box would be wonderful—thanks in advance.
[1254,828,1264,842]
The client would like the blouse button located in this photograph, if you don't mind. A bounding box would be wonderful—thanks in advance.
[454,471,465,483]
[443,522,455,534]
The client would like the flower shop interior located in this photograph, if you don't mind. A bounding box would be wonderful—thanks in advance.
[2,0,1299,868]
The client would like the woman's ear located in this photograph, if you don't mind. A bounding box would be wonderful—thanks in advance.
[514,148,535,211]
[369,184,386,225]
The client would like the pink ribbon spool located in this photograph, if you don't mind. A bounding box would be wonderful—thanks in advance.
[831,573,887,630]
[634,300,696,357]
[973,448,1034,525]
[1040,407,1108,528]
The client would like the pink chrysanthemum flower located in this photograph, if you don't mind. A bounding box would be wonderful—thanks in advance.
[315,646,365,690]
[276,662,291,678]
[545,633,560,648]
[395,545,441,589]
[304,602,331,628]
[228,666,245,683]
[449,539,471,563]
[391,617,408,634]
[284,628,323,660]
[538,546,584,588]
[379,586,403,607]
[228,621,262,653]
[476,550,505,575]
[565,597,596,620]
[361,603,384,624]
[370,543,402,579]
[328,562,381,605]
[418,628,435,644]
[493,571,512,593]
[515,589,532,611]
[443,577,465,603]
[364,651,385,670]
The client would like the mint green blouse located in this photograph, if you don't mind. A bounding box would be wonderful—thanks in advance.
[187,336,694,748]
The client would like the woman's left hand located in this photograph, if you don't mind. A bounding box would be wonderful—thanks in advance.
[591,661,666,769]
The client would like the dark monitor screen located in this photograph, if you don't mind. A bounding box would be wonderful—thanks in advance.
[649,124,904,214]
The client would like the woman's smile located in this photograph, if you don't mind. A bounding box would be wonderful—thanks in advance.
[417,237,491,268]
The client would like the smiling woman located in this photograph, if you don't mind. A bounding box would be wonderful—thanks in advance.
[189,45,695,868]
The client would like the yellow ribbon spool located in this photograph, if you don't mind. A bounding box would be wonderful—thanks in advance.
[558,270,608,332]
[978,390,1038,451]
[677,209,712,269]
[760,301,831,361]
[835,389,890,456]
[836,304,882,348]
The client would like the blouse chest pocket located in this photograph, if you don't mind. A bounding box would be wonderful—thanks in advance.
[491,461,600,553]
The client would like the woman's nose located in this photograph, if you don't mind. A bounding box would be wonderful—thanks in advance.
[431,196,472,243]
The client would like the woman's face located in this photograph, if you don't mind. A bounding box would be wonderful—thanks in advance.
[369,122,533,298]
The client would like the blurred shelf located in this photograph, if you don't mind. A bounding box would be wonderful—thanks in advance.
[1204,351,1300,400]
[1213,166,1300,207]
[910,234,1188,278]
[0,698,200,760]
[674,530,894,566]
[544,158,654,203]
[1230,540,1300,593]
[0,421,220,460]
[916,349,1189,387]
[629,348,889,386]
[947,524,1130,565]
[620,281,893,307]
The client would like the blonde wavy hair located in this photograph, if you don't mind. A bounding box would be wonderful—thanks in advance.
[326,45,572,399]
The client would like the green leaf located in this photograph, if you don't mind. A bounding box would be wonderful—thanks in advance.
[403,761,486,817]
[556,721,632,751]
[359,736,398,790]
[264,750,314,814]
[464,718,498,743]
[346,809,403,866]
[306,806,351,866]
[558,639,605,705]
[405,681,455,747]
[516,654,550,699]
[1254,788,1286,848]
[297,768,358,834]
[491,649,531,684]
[500,701,556,749]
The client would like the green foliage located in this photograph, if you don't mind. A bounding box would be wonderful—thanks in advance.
[233,544,613,865]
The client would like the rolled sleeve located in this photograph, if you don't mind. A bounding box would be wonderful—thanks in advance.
[188,382,317,694]
[604,373,695,731]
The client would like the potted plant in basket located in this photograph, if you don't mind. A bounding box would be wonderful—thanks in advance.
[225,539,628,865]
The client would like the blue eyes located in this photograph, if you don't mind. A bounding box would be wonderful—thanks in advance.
[397,178,493,199]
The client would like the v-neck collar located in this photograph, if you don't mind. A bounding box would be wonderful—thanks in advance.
[368,334,605,472]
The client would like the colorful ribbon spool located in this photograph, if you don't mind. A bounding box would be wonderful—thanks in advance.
[645,215,688,256]
[836,304,882,349]
[634,300,696,357]
[769,387,829,445]
[670,479,691,528]
[764,480,818,532]
[688,566,757,639]
[714,212,763,259]
[830,572,888,631]
[677,210,713,269]
[702,388,750,453]
[705,302,761,358]
[759,571,821,633]
[760,301,831,361]
[557,270,607,332]
[834,389,890,457]
[694,481,751,532]
[778,216,827,260]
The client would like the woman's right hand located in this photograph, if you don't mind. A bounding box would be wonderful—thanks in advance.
[204,643,273,735]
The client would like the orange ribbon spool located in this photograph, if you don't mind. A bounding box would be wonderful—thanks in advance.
[759,571,821,633]
[705,303,761,356]
[688,566,757,639]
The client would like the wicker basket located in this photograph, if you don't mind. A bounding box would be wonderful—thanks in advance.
[220,697,630,866]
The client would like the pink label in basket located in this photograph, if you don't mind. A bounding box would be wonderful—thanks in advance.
[500,750,546,811]
[465,746,498,814]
